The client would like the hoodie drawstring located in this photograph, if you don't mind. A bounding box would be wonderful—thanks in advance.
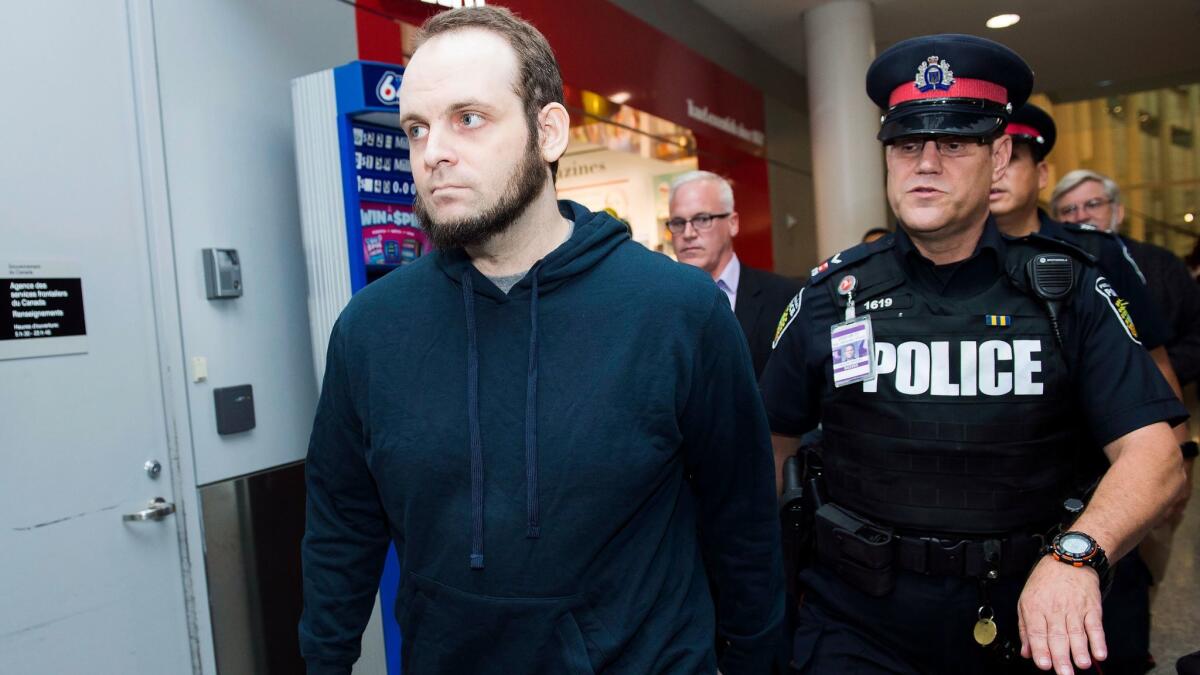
[462,271,486,570]
[525,271,541,538]
[461,268,543,569]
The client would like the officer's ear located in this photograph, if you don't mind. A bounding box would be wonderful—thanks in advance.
[1036,161,1049,191]
[990,134,1013,183]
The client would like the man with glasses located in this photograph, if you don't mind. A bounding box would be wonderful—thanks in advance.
[993,108,1185,423]
[994,106,1196,675]
[1051,170,1200,411]
[1053,167,1200,636]
[762,34,1186,674]
[1050,171,1123,231]
[668,171,802,377]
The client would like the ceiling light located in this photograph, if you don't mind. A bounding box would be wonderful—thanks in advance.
[986,14,1020,29]
[609,91,631,105]
[1186,213,1195,224]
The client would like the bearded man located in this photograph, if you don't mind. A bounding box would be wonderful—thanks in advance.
[298,7,783,675]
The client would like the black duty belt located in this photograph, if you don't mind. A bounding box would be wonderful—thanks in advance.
[814,502,1046,593]
[893,532,1044,578]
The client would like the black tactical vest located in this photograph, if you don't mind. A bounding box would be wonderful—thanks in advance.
[819,238,1090,536]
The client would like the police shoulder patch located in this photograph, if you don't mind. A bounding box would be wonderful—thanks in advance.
[1094,275,1141,344]
[772,288,804,349]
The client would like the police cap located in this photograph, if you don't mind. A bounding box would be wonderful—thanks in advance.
[1005,102,1056,161]
[866,34,1033,142]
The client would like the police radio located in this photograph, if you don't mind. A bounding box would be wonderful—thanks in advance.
[1026,253,1075,348]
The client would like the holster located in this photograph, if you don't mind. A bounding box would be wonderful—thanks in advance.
[780,441,828,596]
[780,455,810,597]
[815,503,896,597]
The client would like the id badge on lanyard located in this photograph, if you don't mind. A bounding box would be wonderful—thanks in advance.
[830,274,876,388]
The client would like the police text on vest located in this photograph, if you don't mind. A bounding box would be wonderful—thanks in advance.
[862,340,1044,396]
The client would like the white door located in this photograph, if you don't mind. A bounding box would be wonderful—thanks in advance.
[0,2,195,673]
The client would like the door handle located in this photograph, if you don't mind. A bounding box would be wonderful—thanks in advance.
[122,497,176,522]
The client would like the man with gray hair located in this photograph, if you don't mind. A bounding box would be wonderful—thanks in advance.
[668,170,802,377]
[1053,168,1200,623]
[1050,169,1126,232]
[1051,170,1200,396]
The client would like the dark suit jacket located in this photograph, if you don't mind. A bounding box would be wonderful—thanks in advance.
[733,264,805,379]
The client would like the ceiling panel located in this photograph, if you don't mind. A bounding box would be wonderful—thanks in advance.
[693,0,1200,101]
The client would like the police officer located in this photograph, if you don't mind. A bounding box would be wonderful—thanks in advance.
[991,103,1183,398]
[762,34,1187,674]
[991,102,1191,675]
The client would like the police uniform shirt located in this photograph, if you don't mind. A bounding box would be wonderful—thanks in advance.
[761,218,1187,447]
[1035,210,1171,350]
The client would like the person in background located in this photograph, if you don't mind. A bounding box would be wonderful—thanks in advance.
[1051,170,1200,399]
[668,170,803,378]
[992,104,1194,674]
[1051,170,1200,631]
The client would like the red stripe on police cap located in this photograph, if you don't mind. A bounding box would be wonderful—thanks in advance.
[889,78,1007,108]
[1005,122,1042,139]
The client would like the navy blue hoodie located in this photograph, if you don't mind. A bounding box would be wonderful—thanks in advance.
[300,201,784,674]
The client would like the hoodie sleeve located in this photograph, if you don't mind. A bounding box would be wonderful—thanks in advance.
[682,290,786,675]
[299,320,390,675]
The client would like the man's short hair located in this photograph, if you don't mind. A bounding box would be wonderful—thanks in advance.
[415,7,564,178]
[668,171,735,212]
[1050,170,1122,212]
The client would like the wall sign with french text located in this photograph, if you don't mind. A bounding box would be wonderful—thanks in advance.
[1,261,88,360]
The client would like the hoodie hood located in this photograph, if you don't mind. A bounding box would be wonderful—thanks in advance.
[434,200,631,299]
[431,200,630,569]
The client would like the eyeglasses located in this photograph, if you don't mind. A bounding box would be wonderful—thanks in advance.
[665,212,731,234]
[1056,198,1114,218]
[886,135,987,159]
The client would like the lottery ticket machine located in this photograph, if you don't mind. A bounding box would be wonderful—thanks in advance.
[292,59,425,674]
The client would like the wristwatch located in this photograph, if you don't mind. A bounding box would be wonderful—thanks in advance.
[1046,531,1113,592]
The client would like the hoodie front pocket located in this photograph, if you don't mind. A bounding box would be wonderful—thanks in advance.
[554,611,597,675]
[394,580,428,670]
[401,572,606,675]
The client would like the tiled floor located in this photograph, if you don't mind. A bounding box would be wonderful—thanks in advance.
[1149,470,1200,673]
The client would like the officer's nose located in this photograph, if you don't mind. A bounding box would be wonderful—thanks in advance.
[916,140,942,173]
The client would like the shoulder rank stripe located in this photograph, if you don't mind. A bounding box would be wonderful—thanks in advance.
[808,236,895,285]
[985,315,1010,326]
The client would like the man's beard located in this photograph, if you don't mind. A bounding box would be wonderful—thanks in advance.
[415,134,548,251]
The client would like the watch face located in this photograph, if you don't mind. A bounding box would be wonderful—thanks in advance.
[1060,533,1094,557]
